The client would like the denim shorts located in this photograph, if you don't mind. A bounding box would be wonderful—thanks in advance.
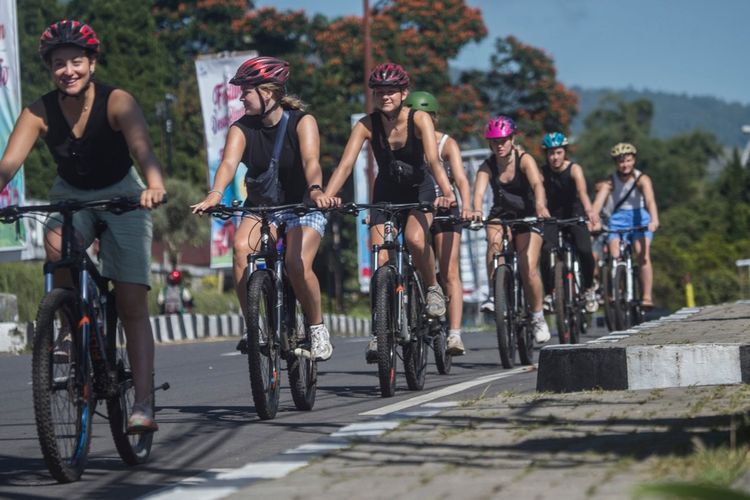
[607,208,652,242]
[268,209,327,238]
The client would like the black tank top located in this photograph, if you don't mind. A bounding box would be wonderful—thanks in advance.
[370,108,426,185]
[542,162,583,217]
[233,109,308,205]
[42,83,133,190]
[486,150,535,216]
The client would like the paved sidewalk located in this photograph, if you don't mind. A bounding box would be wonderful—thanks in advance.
[229,303,750,500]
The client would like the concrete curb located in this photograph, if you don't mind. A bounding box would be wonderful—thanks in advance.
[536,305,750,392]
[0,312,371,352]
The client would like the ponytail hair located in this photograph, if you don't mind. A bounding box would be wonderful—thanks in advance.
[258,83,307,111]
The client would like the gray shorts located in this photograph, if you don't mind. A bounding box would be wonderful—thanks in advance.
[46,168,153,287]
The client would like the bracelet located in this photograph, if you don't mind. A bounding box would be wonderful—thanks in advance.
[307,184,323,193]
[207,190,223,197]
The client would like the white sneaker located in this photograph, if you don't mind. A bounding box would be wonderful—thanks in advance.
[365,336,378,364]
[446,333,465,356]
[310,324,333,361]
[584,287,599,313]
[531,316,551,344]
[480,297,495,313]
[426,286,447,318]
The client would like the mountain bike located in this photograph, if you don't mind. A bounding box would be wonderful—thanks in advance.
[0,197,169,483]
[601,225,649,330]
[546,217,589,344]
[356,202,437,397]
[203,203,321,419]
[471,216,541,369]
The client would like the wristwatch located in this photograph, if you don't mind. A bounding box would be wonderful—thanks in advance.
[307,184,323,193]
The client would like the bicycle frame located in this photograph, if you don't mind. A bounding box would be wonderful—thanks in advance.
[608,226,648,305]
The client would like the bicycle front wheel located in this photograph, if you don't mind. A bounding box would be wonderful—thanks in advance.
[553,262,571,344]
[246,270,281,419]
[601,262,617,331]
[432,321,452,375]
[402,272,428,391]
[106,293,154,465]
[372,266,398,397]
[613,265,631,330]
[493,266,515,369]
[286,284,317,411]
[32,288,93,483]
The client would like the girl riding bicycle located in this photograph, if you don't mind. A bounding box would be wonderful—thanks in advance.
[0,20,167,432]
[471,116,551,344]
[191,56,333,361]
[403,90,472,356]
[591,142,659,308]
[317,63,455,362]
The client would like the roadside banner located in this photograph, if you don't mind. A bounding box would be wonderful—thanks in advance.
[0,0,25,256]
[352,113,375,293]
[195,51,256,268]
[459,149,491,303]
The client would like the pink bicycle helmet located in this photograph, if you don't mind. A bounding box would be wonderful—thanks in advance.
[229,56,289,87]
[484,116,517,139]
[368,62,410,89]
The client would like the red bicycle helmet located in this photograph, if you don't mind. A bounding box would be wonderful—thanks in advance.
[229,56,290,87]
[39,20,100,62]
[368,62,410,89]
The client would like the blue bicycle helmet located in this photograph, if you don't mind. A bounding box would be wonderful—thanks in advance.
[542,132,569,149]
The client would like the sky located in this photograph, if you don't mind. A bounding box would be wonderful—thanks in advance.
[255,0,750,106]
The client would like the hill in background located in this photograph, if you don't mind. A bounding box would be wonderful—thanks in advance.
[571,87,750,149]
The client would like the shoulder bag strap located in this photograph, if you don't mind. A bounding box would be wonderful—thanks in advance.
[612,173,642,213]
[268,110,290,172]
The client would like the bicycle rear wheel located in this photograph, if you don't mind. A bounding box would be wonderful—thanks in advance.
[286,284,317,411]
[516,279,534,366]
[553,262,570,344]
[372,266,398,397]
[32,288,92,483]
[246,270,281,419]
[403,272,428,391]
[493,266,515,369]
[432,321,452,375]
[106,293,154,464]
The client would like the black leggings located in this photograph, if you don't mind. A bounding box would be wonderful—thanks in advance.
[541,224,595,293]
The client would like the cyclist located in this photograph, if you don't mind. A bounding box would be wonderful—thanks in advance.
[539,132,599,314]
[591,142,659,308]
[157,269,194,315]
[404,90,471,355]
[317,63,456,362]
[471,116,551,344]
[0,20,167,432]
[191,56,333,361]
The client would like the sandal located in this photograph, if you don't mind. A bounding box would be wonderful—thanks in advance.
[127,403,159,434]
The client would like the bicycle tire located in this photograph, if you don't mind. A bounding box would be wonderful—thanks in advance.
[286,283,317,411]
[372,266,398,397]
[553,262,570,344]
[106,293,154,464]
[246,270,281,419]
[613,265,631,330]
[569,256,584,345]
[493,266,515,369]
[403,272,428,391]
[516,275,534,366]
[432,321,452,375]
[601,262,617,332]
[32,288,92,483]
[631,268,644,326]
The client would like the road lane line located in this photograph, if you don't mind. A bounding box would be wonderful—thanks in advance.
[359,366,534,416]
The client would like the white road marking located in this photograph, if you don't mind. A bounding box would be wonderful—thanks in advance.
[359,366,534,416]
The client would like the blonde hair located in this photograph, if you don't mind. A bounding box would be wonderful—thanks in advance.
[258,83,306,111]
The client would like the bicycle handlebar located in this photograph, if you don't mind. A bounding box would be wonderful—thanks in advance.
[0,196,150,224]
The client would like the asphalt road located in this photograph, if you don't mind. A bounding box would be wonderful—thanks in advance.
[0,319,607,499]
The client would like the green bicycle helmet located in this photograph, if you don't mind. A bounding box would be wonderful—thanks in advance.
[404,91,439,113]
[610,142,637,157]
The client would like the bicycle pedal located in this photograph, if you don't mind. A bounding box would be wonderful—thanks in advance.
[293,348,312,359]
